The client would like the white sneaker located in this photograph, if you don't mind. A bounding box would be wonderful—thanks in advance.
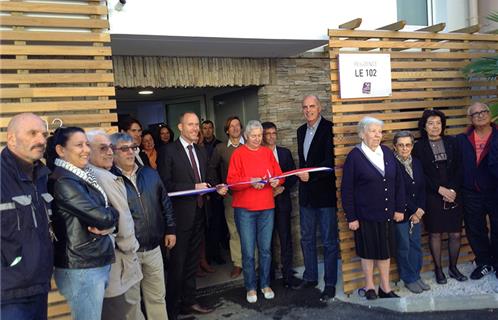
[261,287,275,299]
[246,291,258,303]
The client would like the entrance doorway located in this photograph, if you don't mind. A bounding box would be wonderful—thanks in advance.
[115,86,259,136]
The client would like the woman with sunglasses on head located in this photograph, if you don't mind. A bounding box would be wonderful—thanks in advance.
[412,110,467,285]
[46,127,119,320]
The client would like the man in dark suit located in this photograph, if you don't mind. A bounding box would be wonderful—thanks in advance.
[157,112,227,320]
[262,122,298,288]
[293,95,339,302]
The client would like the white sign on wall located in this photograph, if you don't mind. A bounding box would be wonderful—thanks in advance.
[338,53,392,99]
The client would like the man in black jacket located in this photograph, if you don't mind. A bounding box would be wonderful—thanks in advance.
[1,113,54,320]
[110,132,176,320]
[294,95,339,302]
[262,121,298,288]
[157,112,227,320]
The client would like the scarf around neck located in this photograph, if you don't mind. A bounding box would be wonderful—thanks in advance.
[395,153,413,179]
[54,158,109,207]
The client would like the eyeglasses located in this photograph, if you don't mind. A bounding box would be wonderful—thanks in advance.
[469,110,490,118]
[98,144,113,153]
[112,145,139,153]
[395,143,413,149]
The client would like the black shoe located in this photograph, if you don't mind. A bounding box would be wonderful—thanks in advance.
[378,287,400,298]
[470,265,494,280]
[292,280,318,290]
[365,289,378,300]
[435,268,447,284]
[449,266,468,282]
[319,286,336,302]
[282,276,300,289]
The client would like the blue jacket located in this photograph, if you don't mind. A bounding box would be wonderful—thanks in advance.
[1,148,54,300]
[456,125,498,194]
[397,157,426,222]
[341,145,405,222]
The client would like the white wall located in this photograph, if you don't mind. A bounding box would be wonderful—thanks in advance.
[108,0,398,40]
[433,0,470,31]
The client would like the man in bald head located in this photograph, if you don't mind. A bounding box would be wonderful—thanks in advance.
[1,113,54,320]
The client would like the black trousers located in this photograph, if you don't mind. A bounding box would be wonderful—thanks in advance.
[166,207,204,318]
[463,189,498,268]
[274,207,293,280]
[206,196,227,260]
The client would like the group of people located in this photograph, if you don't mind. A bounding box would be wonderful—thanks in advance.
[1,96,496,320]
[342,102,498,299]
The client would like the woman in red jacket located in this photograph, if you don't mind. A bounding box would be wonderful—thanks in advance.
[227,120,283,304]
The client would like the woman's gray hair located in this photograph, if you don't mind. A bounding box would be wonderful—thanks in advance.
[393,130,414,145]
[358,116,384,137]
[244,120,263,139]
[86,130,108,143]
[109,132,134,146]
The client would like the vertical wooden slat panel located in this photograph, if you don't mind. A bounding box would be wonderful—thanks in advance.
[0,1,117,318]
[328,27,498,294]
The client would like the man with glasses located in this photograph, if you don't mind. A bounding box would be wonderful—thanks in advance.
[457,102,498,280]
[87,130,143,320]
[110,133,176,320]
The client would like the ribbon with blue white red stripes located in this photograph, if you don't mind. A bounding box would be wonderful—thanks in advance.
[167,166,333,197]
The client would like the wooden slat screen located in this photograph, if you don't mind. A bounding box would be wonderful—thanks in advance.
[0,1,117,318]
[0,0,117,146]
[329,26,498,294]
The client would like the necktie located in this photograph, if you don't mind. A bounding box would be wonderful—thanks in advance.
[187,145,203,207]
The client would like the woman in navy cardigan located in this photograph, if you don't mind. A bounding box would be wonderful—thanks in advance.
[341,117,405,300]
[392,131,430,294]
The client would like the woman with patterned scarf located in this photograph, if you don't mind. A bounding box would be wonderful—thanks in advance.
[46,127,118,320]
[393,131,431,294]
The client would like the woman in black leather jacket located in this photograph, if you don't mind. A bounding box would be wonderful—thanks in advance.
[46,127,118,320]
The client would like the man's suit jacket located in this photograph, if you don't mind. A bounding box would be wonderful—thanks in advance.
[275,146,297,213]
[297,117,337,208]
[157,139,208,231]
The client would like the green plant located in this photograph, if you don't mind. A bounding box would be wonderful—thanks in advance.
[461,11,498,122]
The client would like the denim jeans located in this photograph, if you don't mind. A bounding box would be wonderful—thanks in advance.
[1,293,48,320]
[54,265,111,320]
[234,208,274,291]
[299,206,338,286]
[395,221,422,284]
